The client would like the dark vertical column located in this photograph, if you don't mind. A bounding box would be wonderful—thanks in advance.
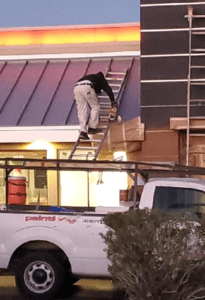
[140,0,205,130]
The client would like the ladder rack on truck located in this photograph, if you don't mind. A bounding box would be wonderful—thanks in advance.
[2,157,205,210]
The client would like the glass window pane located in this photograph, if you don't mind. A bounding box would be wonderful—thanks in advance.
[153,186,205,218]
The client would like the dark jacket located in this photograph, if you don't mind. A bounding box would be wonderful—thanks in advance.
[77,72,115,103]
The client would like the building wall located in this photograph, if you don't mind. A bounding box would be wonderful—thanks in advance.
[0,23,140,206]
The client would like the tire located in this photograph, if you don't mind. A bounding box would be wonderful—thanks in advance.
[57,270,79,298]
[15,251,64,300]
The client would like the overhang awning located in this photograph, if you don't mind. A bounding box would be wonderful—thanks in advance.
[0,125,80,143]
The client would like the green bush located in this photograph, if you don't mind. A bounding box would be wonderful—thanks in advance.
[101,209,205,300]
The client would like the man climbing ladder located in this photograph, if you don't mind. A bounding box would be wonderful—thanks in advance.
[73,71,117,140]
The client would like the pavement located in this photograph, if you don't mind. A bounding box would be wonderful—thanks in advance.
[0,276,117,300]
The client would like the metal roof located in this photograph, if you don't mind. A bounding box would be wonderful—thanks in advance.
[0,56,140,127]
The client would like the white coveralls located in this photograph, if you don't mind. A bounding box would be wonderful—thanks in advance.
[73,80,100,133]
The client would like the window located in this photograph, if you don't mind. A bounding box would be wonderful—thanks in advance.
[153,186,205,218]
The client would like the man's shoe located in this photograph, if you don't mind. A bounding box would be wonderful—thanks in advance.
[88,127,102,134]
[79,132,90,140]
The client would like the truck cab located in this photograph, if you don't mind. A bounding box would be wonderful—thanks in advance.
[139,177,205,219]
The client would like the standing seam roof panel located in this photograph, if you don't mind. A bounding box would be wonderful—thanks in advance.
[18,60,68,126]
[42,59,90,125]
[0,61,47,126]
[0,61,26,113]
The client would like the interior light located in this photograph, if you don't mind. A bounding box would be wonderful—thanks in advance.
[26,139,55,158]
[114,151,127,161]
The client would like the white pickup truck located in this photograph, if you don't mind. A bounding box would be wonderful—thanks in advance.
[0,204,127,300]
[1,159,205,299]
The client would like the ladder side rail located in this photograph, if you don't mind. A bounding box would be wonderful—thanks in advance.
[186,6,193,166]
[94,67,132,160]
[94,64,133,160]
[91,59,114,160]
[93,126,110,161]
[115,67,132,108]
[68,136,81,160]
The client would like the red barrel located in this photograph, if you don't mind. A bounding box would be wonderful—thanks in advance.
[8,176,26,205]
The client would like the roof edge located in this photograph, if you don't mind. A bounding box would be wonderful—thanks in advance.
[0,22,140,32]
[0,51,140,61]
[0,126,80,143]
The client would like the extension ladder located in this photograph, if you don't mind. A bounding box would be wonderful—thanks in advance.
[186,6,205,165]
[68,67,131,160]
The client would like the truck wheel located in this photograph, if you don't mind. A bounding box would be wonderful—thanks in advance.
[15,252,64,300]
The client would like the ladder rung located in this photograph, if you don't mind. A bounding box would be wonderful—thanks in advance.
[100,102,111,105]
[191,79,205,82]
[192,32,205,35]
[190,134,205,137]
[100,115,109,119]
[106,77,124,81]
[82,139,102,142]
[100,108,110,111]
[107,71,126,75]
[113,90,120,93]
[185,14,205,19]
[76,146,98,150]
[72,153,95,157]
[109,84,121,87]
[192,49,205,52]
[98,95,110,98]
[191,66,205,69]
[191,83,205,85]
[100,109,110,112]
[190,99,205,102]
[190,116,205,119]
[192,15,205,18]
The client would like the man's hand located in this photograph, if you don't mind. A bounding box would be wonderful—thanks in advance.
[111,101,117,108]
[109,103,118,121]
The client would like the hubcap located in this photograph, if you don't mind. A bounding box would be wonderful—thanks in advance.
[24,261,55,294]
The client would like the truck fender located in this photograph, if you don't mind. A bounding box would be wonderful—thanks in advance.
[2,226,74,268]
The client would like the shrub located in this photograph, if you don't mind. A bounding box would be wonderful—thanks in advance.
[101,209,205,300]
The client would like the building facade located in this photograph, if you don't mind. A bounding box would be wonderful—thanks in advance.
[0,23,141,207]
